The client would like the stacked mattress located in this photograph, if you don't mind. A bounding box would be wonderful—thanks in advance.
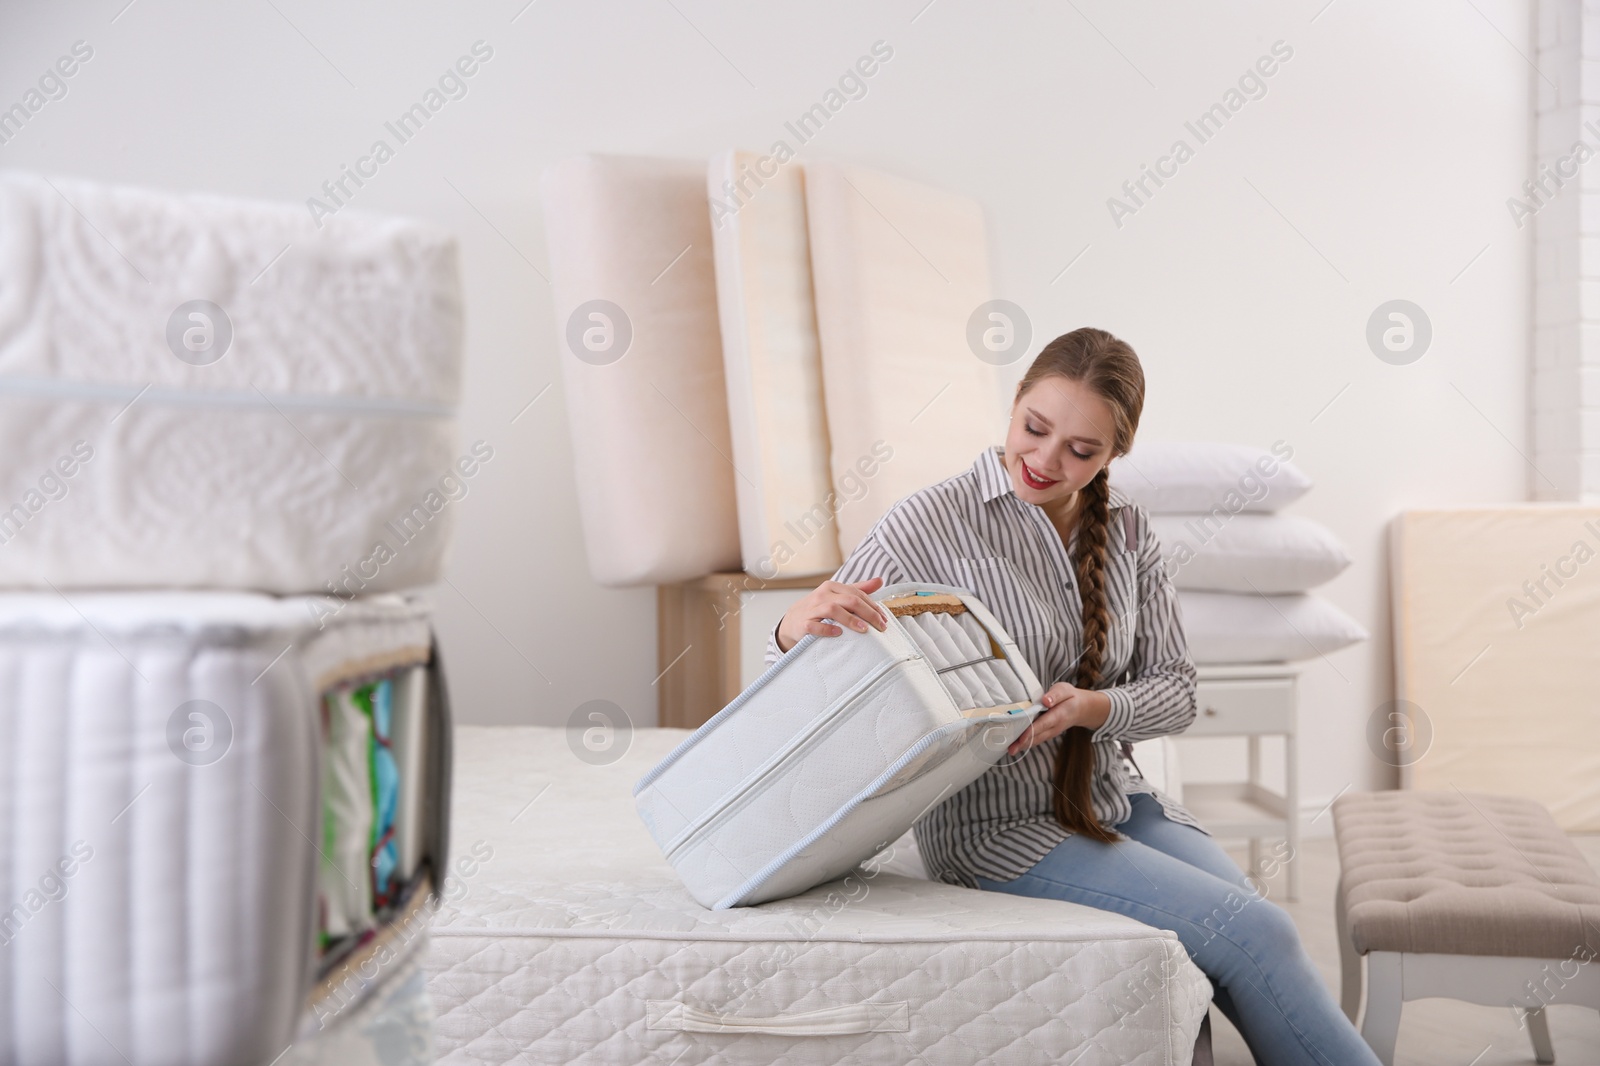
[1109,440,1367,663]
[0,170,462,1064]
[428,726,1213,1065]
[542,152,1005,585]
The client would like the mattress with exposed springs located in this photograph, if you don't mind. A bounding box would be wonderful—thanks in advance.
[634,582,1050,910]
[0,591,452,1066]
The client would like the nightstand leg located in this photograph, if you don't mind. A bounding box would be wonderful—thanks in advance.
[1247,735,1262,887]
[1285,729,1299,902]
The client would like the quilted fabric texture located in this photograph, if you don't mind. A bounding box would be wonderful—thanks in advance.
[0,170,464,594]
[427,726,1213,1065]
[1333,790,1600,958]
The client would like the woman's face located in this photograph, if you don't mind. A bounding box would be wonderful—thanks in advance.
[1003,376,1117,511]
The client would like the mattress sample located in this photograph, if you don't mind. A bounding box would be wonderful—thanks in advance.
[1177,589,1367,663]
[637,584,1045,909]
[708,150,840,579]
[1391,506,1600,829]
[541,153,741,586]
[804,161,1006,555]
[0,591,452,1066]
[0,169,464,593]
[427,726,1214,1066]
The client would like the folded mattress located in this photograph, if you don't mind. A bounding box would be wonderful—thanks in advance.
[540,153,742,586]
[707,150,840,579]
[1391,506,1600,828]
[427,725,1213,1066]
[803,161,1007,555]
[0,170,465,594]
[0,591,452,1066]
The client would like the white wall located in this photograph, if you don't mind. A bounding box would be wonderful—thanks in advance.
[0,0,1533,820]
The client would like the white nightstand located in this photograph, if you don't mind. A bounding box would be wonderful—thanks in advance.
[1176,662,1302,902]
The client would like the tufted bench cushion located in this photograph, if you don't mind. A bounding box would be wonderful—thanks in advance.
[1333,790,1600,959]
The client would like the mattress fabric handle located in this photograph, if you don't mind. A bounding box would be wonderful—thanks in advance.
[646,1000,910,1035]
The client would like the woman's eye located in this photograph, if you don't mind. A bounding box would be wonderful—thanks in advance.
[1024,422,1093,461]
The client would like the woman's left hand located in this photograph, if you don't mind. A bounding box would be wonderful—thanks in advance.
[1006,682,1112,757]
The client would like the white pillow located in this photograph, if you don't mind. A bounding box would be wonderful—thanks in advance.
[1150,513,1351,593]
[1110,441,1311,514]
[1177,591,1367,664]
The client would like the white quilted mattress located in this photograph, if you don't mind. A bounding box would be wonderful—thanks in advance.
[427,727,1212,1065]
[0,169,464,594]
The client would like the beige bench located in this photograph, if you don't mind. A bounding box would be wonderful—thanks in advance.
[1333,790,1600,1064]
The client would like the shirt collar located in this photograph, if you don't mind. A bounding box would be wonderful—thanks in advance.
[975,445,1132,509]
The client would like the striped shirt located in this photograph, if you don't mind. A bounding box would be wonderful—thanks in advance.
[765,443,1209,889]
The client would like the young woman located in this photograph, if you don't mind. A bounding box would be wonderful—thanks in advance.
[768,328,1379,1065]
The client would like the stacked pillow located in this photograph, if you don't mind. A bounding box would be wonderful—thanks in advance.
[1108,441,1366,664]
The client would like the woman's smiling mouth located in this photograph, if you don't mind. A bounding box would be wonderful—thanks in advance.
[1020,459,1058,489]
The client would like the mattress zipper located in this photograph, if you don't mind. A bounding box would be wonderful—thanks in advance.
[659,651,915,861]
[0,376,454,418]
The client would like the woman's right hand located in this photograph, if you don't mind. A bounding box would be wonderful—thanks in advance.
[776,576,892,653]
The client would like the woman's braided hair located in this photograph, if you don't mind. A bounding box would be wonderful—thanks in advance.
[1013,328,1145,843]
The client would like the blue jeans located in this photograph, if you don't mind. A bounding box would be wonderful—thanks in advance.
[975,792,1379,1066]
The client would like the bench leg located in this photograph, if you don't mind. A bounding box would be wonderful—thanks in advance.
[1335,876,1362,1023]
[1361,951,1403,1066]
[1526,1006,1555,1065]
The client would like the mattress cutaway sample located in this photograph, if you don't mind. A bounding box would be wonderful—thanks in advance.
[0,170,464,594]
[707,150,840,579]
[0,591,452,1065]
[1391,506,1600,829]
[635,584,1044,911]
[428,726,1213,1065]
[803,161,1007,555]
[541,153,741,586]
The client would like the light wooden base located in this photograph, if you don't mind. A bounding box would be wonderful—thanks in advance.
[656,571,824,729]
